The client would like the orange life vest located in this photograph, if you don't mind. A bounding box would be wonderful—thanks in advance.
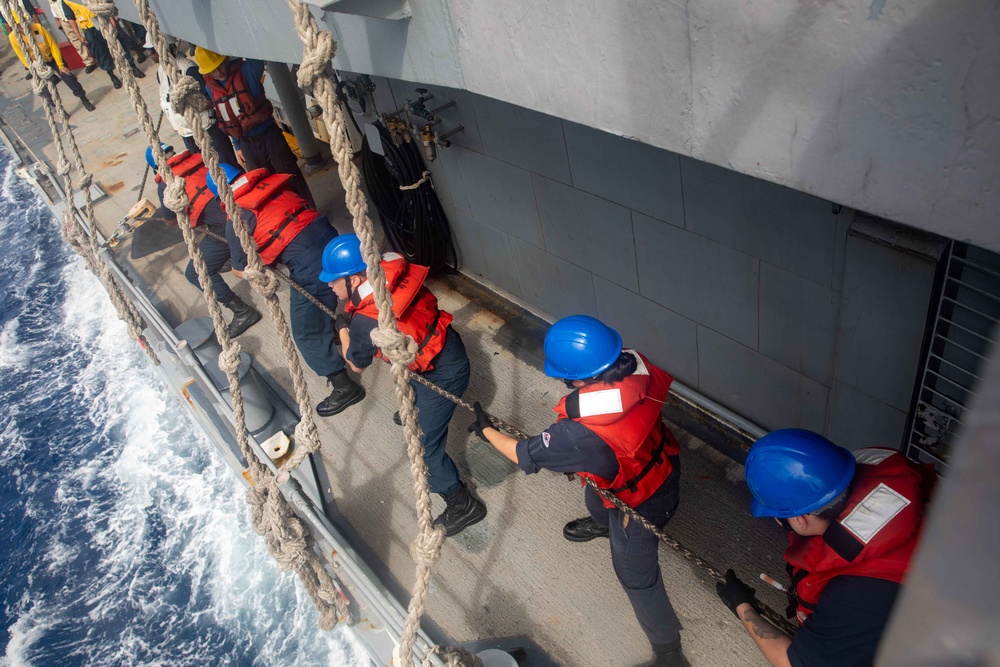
[554,351,679,509]
[205,64,274,139]
[345,253,452,373]
[784,449,926,624]
[154,150,213,226]
[231,168,318,265]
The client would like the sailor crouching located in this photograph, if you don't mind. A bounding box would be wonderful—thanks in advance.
[320,234,487,537]
[206,164,365,418]
[470,315,689,667]
[716,430,931,667]
[147,144,262,339]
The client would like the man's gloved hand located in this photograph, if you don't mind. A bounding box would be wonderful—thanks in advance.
[334,312,351,333]
[716,569,758,618]
[467,401,493,442]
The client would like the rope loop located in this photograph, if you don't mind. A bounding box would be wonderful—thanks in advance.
[409,526,444,566]
[170,75,209,115]
[30,67,54,94]
[162,177,189,214]
[86,0,118,19]
[370,327,418,367]
[243,266,282,299]
[295,29,335,90]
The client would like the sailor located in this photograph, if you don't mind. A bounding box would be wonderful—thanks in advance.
[193,47,313,208]
[715,429,930,667]
[64,0,144,89]
[2,15,95,112]
[148,144,261,338]
[47,0,97,74]
[469,315,688,667]
[318,234,487,537]
[148,37,238,166]
[206,164,365,417]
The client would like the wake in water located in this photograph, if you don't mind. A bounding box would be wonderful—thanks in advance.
[0,149,366,666]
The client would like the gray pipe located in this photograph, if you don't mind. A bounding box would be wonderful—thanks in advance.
[265,61,324,168]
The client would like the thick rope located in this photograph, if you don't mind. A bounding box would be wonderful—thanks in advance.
[0,0,158,365]
[282,3,456,663]
[83,0,347,628]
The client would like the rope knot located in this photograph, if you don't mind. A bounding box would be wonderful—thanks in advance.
[86,0,118,19]
[218,342,243,375]
[291,420,320,458]
[57,157,71,177]
[31,67,54,95]
[243,266,281,299]
[77,173,93,190]
[369,327,417,367]
[409,526,444,566]
[170,75,210,115]
[162,177,189,214]
[295,29,336,90]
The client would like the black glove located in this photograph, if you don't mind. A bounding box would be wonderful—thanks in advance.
[334,312,352,333]
[467,401,493,442]
[716,569,758,618]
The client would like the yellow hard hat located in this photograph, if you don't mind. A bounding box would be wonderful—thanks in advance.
[194,46,226,75]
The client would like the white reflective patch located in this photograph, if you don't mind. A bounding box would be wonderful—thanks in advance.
[578,389,623,417]
[383,252,403,261]
[356,281,374,300]
[542,432,551,448]
[854,448,895,466]
[217,103,231,122]
[626,349,649,376]
[228,98,242,118]
[841,483,910,544]
[229,174,249,191]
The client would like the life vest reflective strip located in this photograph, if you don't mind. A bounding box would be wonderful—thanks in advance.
[156,150,213,227]
[232,168,318,265]
[346,254,452,373]
[554,351,679,509]
[204,64,274,139]
[784,449,927,624]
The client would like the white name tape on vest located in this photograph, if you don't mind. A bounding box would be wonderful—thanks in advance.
[841,483,910,544]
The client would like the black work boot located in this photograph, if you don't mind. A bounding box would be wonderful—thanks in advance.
[80,96,96,112]
[224,295,262,338]
[85,63,98,74]
[434,483,487,537]
[316,370,366,417]
[130,63,145,79]
[563,516,609,542]
[635,636,689,667]
[108,72,122,89]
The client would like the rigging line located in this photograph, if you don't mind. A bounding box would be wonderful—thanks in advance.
[134,109,164,203]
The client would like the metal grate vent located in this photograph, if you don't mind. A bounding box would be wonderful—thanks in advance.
[906,242,1000,467]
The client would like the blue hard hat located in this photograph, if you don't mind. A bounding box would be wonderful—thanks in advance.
[543,315,623,380]
[745,429,856,518]
[145,142,174,170]
[319,233,368,283]
[206,163,244,198]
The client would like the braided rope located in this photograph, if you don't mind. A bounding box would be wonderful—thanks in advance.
[1,1,157,364]
[82,0,348,628]
[281,3,461,663]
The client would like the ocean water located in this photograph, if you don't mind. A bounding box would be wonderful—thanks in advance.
[0,147,367,666]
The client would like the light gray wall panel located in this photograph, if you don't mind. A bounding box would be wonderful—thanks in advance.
[698,327,829,432]
[510,237,597,319]
[827,382,908,450]
[594,277,699,386]
[445,205,521,298]
[634,213,759,348]
[759,263,840,386]
[534,175,638,292]
[563,122,684,227]
[456,148,543,247]
[428,143,471,213]
[471,95,572,185]
[680,156,840,287]
[834,234,936,411]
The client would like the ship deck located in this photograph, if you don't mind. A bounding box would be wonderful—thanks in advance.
[0,53,789,666]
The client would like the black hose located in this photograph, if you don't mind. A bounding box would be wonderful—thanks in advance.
[360,122,457,275]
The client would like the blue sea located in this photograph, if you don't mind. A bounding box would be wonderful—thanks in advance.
[0,147,366,666]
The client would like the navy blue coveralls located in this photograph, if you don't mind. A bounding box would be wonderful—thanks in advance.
[204,59,312,208]
[226,211,344,378]
[346,318,470,496]
[156,181,234,304]
[516,420,683,645]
